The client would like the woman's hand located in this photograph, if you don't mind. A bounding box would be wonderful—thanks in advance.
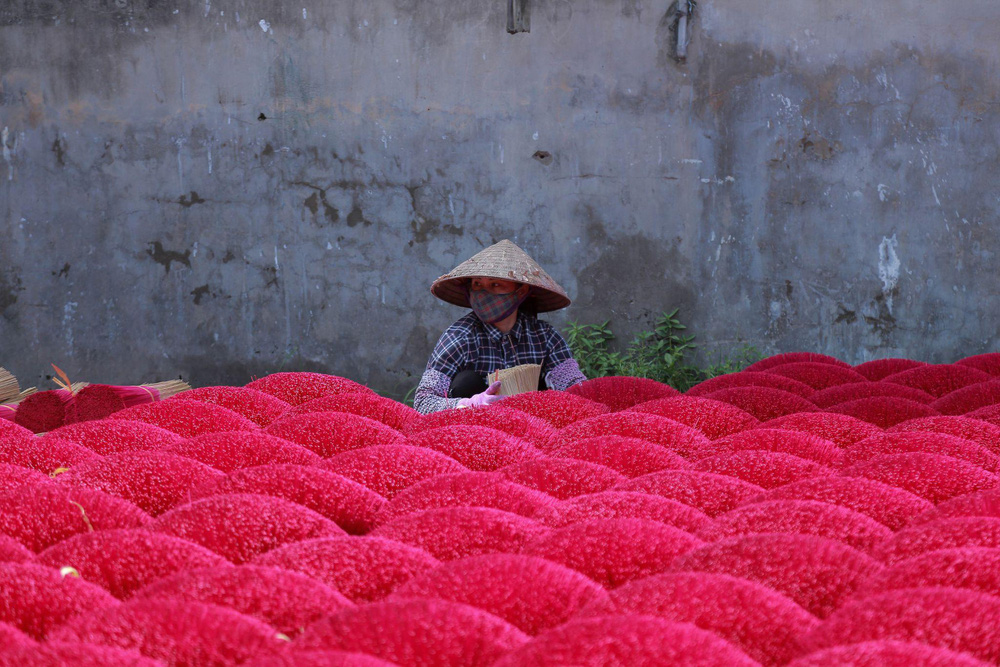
[457,380,503,408]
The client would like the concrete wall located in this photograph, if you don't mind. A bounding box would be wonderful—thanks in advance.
[2,0,998,395]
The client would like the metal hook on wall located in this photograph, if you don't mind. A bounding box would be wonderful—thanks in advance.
[672,0,696,62]
[507,0,530,34]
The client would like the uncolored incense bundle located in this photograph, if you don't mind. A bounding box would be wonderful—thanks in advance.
[70,380,192,423]
[492,364,542,397]
[0,367,19,404]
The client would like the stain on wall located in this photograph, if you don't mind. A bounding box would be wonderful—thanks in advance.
[146,242,193,274]
[1,0,998,394]
[0,270,22,318]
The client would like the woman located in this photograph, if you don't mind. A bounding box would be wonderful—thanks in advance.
[414,239,587,414]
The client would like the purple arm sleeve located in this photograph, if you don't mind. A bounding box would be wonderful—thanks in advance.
[413,368,463,415]
[537,321,586,390]
[546,358,587,391]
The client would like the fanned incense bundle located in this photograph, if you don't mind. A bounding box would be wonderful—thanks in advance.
[13,383,88,433]
[70,380,191,423]
[0,368,19,403]
[492,364,542,397]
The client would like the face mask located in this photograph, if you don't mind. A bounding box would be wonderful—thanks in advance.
[468,287,528,325]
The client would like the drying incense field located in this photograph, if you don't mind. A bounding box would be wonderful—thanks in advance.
[2,353,1000,665]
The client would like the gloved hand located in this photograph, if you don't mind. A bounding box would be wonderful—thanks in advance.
[457,380,503,408]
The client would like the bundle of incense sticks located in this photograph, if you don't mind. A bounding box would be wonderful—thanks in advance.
[0,367,19,404]
[14,383,88,433]
[492,364,542,397]
[70,380,191,422]
[0,388,37,422]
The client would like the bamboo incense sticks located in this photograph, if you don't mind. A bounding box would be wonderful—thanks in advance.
[492,364,542,397]
[0,367,19,404]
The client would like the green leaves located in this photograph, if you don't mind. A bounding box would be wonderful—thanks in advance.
[565,311,759,392]
[565,321,620,380]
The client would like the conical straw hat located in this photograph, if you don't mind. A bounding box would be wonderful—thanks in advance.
[430,240,571,313]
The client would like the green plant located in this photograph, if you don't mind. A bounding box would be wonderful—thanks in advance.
[370,380,418,407]
[621,309,700,388]
[565,310,758,392]
[702,344,761,379]
[401,384,417,408]
[564,320,618,380]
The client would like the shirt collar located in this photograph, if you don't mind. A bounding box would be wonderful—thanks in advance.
[481,312,525,343]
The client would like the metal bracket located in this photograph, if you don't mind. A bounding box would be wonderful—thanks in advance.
[671,0,696,62]
[507,0,529,34]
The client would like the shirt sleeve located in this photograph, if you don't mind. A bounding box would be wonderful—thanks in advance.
[413,321,472,415]
[413,368,463,415]
[546,358,587,391]
[538,321,587,390]
[425,321,471,378]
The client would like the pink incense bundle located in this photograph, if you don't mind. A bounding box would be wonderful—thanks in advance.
[0,389,38,424]
[70,381,191,423]
[13,387,79,433]
[957,352,1000,376]
[13,364,83,432]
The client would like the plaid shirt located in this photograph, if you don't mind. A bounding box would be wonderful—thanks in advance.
[414,311,586,414]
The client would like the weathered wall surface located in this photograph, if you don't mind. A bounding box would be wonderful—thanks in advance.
[1,0,998,394]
